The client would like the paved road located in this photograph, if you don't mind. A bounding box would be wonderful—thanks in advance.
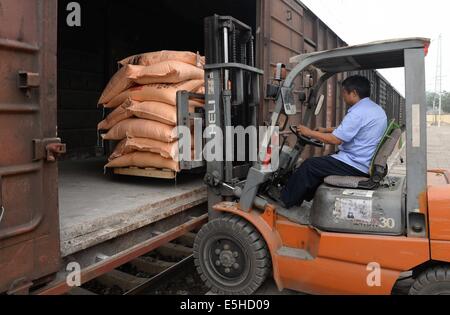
[427,125,450,170]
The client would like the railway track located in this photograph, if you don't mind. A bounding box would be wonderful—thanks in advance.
[68,231,208,295]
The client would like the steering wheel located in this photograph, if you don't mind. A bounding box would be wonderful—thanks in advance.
[290,126,325,148]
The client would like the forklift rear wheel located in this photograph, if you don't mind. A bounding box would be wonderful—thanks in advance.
[194,215,272,295]
[409,265,450,295]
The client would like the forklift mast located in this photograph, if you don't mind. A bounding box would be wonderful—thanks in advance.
[203,15,264,217]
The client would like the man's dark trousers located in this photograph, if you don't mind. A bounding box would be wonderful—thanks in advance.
[280,156,369,208]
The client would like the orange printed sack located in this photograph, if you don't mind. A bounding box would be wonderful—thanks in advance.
[98,62,204,106]
[98,102,133,130]
[98,65,142,105]
[105,80,204,109]
[101,119,177,143]
[127,100,199,126]
[105,152,180,172]
[132,61,204,85]
[109,137,181,160]
[119,50,205,68]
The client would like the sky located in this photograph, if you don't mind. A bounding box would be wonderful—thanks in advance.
[301,0,450,96]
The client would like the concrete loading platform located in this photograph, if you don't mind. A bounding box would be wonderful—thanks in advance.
[58,158,207,257]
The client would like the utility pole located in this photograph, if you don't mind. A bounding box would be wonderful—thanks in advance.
[432,35,443,127]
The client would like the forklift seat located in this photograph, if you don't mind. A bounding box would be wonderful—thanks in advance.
[324,120,402,190]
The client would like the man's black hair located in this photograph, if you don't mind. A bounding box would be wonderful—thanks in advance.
[342,75,371,99]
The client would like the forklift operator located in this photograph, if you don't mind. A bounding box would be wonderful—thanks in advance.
[280,75,388,209]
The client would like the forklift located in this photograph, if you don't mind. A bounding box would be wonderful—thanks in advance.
[194,15,450,295]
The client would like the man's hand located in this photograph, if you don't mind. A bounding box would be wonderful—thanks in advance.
[297,125,313,138]
[297,125,343,146]
[315,127,336,133]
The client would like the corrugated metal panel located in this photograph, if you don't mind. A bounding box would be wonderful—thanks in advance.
[262,1,346,156]
[261,1,405,157]
[378,75,388,110]
[0,0,60,294]
[262,0,304,117]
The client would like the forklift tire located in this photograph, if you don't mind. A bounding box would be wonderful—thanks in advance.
[409,265,450,295]
[194,215,272,295]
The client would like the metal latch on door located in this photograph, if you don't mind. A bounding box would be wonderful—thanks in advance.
[33,138,67,163]
[18,71,40,89]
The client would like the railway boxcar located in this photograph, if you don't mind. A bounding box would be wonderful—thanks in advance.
[0,0,404,294]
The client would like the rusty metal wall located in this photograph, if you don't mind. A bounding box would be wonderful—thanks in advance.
[259,0,348,158]
[0,0,61,294]
[376,73,406,128]
[258,0,405,157]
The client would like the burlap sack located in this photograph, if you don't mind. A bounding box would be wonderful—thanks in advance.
[105,152,180,172]
[119,50,205,68]
[98,62,204,106]
[101,119,177,142]
[132,61,204,85]
[128,100,199,126]
[105,80,204,109]
[109,137,180,160]
[98,65,143,105]
[195,85,206,95]
[98,101,133,130]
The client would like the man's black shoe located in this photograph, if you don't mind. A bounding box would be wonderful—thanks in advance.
[265,187,289,209]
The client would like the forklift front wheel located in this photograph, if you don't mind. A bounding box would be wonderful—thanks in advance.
[194,215,272,295]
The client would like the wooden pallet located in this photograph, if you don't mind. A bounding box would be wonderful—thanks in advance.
[113,167,177,179]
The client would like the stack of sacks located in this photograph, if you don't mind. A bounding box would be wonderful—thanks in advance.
[97,51,205,172]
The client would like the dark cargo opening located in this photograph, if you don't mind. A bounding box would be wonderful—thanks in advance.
[57,0,258,159]
[55,0,257,256]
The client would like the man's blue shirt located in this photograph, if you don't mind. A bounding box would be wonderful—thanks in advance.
[332,97,388,174]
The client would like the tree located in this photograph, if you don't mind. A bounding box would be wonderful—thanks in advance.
[427,91,450,114]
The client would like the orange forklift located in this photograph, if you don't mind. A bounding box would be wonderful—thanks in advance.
[195,16,450,295]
